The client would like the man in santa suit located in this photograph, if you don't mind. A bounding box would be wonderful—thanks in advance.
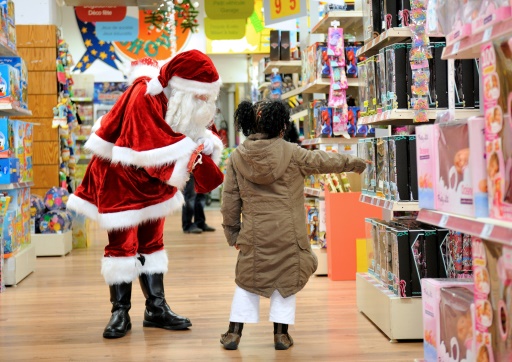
[67,51,224,339]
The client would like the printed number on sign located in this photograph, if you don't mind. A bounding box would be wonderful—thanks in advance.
[271,0,300,18]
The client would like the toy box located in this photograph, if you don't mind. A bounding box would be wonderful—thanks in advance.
[358,60,368,115]
[0,57,28,109]
[317,45,329,79]
[468,117,489,217]
[473,237,512,362]
[417,125,436,209]
[362,0,382,43]
[2,209,15,256]
[345,44,361,78]
[421,279,475,362]
[0,1,15,51]
[483,40,512,222]
[389,136,411,201]
[375,137,389,199]
[269,30,279,61]
[280,31,290,61]
[366,56,377,115]
[428,42,449,109]
[472,0,511,34]
[436,121,475,216]
[318,106,332,138]
[0,157,17,183]
[0,117,11,158]
[363,138,377,195]
[71,211,90,248]
[389,225,412,297]
[408,135,418,201]
[0,64,19,103]
[375,51,387,110]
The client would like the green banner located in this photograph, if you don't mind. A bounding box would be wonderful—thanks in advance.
[204,17,246,40]
[205,0,253,20]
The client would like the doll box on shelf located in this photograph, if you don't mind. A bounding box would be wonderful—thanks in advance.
[32,230,72,257]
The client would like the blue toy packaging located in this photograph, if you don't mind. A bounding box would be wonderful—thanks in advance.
[345,44,362,78]
[2,209,15,257]
[0,57,28,109]
[0,117,11,158]
[0,64,19,103]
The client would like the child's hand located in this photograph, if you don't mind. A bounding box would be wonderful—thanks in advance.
[234,244,240,250]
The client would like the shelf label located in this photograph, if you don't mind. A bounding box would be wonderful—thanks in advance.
[372,197,378,205]
[384,201,390,209]
[439,214,449,227]
[480,224,494,239]
[453,41,460,54]
[483,27,493,42]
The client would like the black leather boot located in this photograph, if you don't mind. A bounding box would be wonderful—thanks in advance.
[103,282,132,339]
[139,273,192,330]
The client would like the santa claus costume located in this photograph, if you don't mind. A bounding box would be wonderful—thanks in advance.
[67,51,224,339]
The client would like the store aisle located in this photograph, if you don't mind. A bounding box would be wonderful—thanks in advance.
[0,211,422,361]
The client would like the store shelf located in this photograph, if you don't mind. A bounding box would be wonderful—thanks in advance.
[282,86,305,100]
[304,187,324,198]
[264,60,302,74]
[0,102,32,117]
[0,181,34,190]
[301,137,358,146]
[442,17,512,59]
[359,194,419,212]
[0,42,17,57]
[70,97,93,102]
[75,135,89,141]
[312,10,364,35]
[356,27,412,58]
[356,272,423,341]
[282,78,359,100]
[32,231,72,257]
[290,109,308,121]
[3,244,36,286]
[417,209,512,245]
[358,108,481,126]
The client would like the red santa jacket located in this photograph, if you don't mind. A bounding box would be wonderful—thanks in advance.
[67,77,224,230]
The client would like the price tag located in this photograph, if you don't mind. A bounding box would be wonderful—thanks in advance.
[269,0,302,20]
[483,27,493,42]
[439,214,449,227]
[481,224,494,239]
[384,201,390,210]
[453,41,460,54]
[372,198,378,205]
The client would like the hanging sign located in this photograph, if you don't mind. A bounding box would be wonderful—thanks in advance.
[204,17,246,40]
[263,0,307,26]
[75,6,127,22]
[96,7,139,42]
[205,0,253,20]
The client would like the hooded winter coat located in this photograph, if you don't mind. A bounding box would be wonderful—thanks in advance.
[221,134,367,298]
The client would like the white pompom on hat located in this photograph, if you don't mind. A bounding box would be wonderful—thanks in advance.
[126,57,160,85]
[146,49,222,97]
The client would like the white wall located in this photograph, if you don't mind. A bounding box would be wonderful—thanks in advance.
[13,0,58,24]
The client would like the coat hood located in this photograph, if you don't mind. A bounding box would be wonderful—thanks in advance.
[232,134,293,185]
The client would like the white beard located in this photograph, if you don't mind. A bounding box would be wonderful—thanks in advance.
[165,90,217,141]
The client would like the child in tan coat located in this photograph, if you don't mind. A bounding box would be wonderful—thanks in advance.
[220,100,367,350]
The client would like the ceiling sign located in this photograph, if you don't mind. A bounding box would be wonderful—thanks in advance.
[205,0,253,19]
[263,0,307,26]
[75,6,127,22]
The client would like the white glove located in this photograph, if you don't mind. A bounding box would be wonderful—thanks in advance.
[197,137,214,156]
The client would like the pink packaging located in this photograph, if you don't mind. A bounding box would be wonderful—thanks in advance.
[482,41,512,221]
[422,278,475,362]
[435,120,475,217]
[416,125,436,210]
[468,117,489,218]
[472,1,511,34]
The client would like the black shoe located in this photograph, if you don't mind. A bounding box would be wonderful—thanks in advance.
[103,283,132,339]
[184,226,203,234]
[139,273,192,330]
[201,225,216,232]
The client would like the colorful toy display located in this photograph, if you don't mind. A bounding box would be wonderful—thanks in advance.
[44,186,69,211]
[0,56,28,109]
[0,64,19,104]
[38,209,72,234]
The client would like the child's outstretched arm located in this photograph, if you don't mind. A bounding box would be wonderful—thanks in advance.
[293,146,367,176]
[221,158,242,247]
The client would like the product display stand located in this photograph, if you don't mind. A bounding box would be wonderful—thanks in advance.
[32,230,72,257]
[356,273,423,342]
[3,244,35,286]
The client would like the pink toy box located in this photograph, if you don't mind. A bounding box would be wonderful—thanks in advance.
[468,117,489,218]
[422,278,475,362]
[473,237,512,362]
[417,125,436,210]
[482,40,512,221]
[472,0,511,34]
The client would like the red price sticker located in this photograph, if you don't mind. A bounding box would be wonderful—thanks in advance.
[270,0,301,20]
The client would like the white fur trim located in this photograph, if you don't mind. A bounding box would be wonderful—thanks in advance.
[91,115,103,133]
[137,249,168,275]
[167,156,191,190]
[84,132,114,160]
[169,76,222,96]
[205,129,224,165]
[99,192,184,230]
[146,77,164,96]
[112,136,197,168]
[127,64,160,85]
[101,256,139,285]
[66,194,99,221]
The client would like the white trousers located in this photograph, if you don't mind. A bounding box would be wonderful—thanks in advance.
[229,286,296,325]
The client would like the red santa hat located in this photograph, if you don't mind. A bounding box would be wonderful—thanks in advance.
[126,57,160,85]
[146,49,221,97]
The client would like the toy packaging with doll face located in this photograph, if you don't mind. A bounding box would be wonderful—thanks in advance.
[375,137,390,199]
[421,278,475,362]
[435,120,476,217]
[468,117,489,218]
[358,61,369,115]
[366,56,377,115]
[483,40,512,222]
[376,51,387,110]
[365,138,377,195]
[473,237,512,362]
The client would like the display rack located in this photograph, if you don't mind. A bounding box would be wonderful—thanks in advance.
[70,97,93,102]
[282,78,359,100]
[442,17,512,59]
[263,60,302,74]
[3,244,36,286]
[0,182,34,190]
[304,187,324,197]
[417,209,512,245]
[356,27,412,58]
[301,137,358,146]
[0,102,32,117]
[358,108,481,126]
[356,273,423,341]
[359,194,419,212]
[290,109,308,121]
[32,231,72,257]
[258,82,270,92]
[312,10,364,35]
